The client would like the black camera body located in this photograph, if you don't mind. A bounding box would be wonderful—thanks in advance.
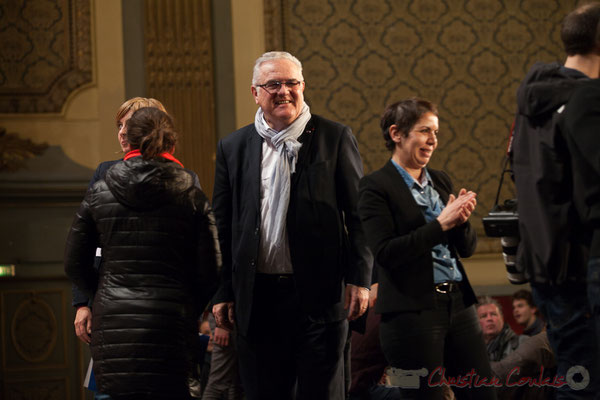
[482,199,519,238]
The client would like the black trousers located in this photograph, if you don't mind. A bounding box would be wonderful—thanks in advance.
[379,289,496,400]
[237,274,348,400]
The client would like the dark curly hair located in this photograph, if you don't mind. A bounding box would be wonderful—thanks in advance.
[512,289,536,308]
[380,98,438,151]
[126,107,178,160]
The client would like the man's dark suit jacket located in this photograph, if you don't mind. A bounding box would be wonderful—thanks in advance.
[212,114,373,336]
[358,161,477,314]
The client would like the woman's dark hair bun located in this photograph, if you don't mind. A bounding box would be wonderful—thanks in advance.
[126,107,177,159]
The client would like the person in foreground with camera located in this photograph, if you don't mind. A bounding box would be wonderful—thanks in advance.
[511,3,600,398]
[358,98,495,399]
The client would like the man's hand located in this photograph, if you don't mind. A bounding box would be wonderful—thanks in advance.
[212,302,235,330]
[369,283,379,309]
[213,326,231,347]
[345,284,369,321]
[74,306,92,344]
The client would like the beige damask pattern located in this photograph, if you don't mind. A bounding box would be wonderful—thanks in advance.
[0,0,92,113]
[265,0,576,248]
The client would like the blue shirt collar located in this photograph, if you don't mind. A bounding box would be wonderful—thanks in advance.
[390,159,432,189]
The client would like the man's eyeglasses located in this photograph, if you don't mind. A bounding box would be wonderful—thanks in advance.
[256,80,303,93]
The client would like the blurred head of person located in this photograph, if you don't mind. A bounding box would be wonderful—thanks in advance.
[115,97,167,153]
[561,1,600,56]
[125,107,177,160]
[380,98,439,179]
[477,296,505,343]
[512,289,538,329]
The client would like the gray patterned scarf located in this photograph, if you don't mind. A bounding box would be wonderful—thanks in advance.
[254,102,311,250]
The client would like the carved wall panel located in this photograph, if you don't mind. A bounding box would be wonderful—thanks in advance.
[264,0,576,251]
[0,0,93,113]
[144,0,217,198]
[4,377,69,400]
[1,290,66,371]
[11,296,58,363]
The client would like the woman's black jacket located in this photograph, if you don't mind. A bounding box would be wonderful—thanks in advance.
[64,157,220,398]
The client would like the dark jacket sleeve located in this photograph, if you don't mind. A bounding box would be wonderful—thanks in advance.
[194,191,221,312]
[358,168,475,272]
[337,126,373,287]
[71,162,117,307]
[210,139,235,304]
[64,192,100,298]
[562,85,600,257]
[358,174,445,271]
[437,171,477,258]
[491,331,555,381]
[448,220,477,258]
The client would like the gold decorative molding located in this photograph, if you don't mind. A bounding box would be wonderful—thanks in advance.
[0,128,48,173]
[144,0,217,198]
[0,0,93,113]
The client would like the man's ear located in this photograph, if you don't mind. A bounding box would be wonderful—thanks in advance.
[251,86,259,105]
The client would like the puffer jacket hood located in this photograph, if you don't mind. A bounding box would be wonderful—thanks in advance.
[105,157,194,211]
[517,62,587,119]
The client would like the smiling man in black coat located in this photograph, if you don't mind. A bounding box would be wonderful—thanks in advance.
[211,51,372,400]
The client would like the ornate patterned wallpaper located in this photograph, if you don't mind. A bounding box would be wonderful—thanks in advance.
[0,0,92,113]
[265,0,576,249]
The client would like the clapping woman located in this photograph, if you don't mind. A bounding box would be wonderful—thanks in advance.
[358,98,495,399]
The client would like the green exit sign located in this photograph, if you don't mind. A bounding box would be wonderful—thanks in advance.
[0,265,15,277]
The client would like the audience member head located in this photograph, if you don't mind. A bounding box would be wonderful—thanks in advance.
[115,97,167,153]
[512,289,538,329]
[561,2,600,56]
[380,98,438,151]
[477,296,505,343]
[125,107,177,160]
[250,51,306,132]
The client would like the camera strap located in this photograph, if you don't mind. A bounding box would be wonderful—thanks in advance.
[506,118,515,155]
[492,119,516,208]
[492,156,512,208]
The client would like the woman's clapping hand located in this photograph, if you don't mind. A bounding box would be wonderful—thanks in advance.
[437,188,477,231]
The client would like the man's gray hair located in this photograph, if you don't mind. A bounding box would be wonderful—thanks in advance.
[252,51,304,86]
[477,295,504,316]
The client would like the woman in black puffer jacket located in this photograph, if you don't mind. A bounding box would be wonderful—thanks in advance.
[65,107,220,399]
